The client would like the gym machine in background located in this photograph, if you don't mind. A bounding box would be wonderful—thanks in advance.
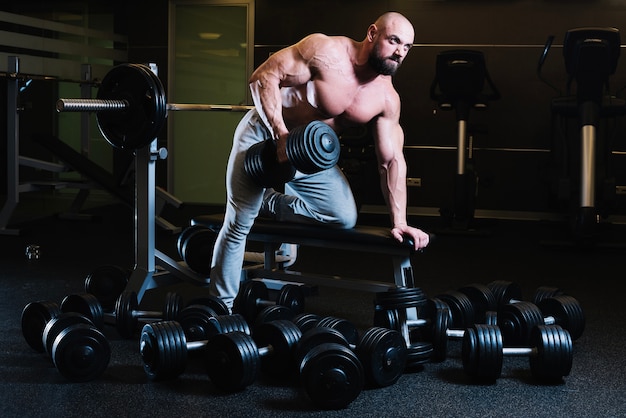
[430,49,500,233]
[538,27,626,245]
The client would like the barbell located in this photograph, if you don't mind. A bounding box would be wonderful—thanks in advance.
[56,63,254,150]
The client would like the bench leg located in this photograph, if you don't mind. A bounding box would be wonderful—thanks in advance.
[392,255,414,288]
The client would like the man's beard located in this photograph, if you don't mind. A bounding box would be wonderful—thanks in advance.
[368,45,400,76]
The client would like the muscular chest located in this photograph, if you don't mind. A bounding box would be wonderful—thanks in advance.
[283,79,385,125]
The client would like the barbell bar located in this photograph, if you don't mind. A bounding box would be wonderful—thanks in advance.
[56,63,254,150]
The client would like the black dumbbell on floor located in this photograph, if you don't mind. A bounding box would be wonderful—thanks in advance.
[462,323,573,382]
[140,314,250,381]
[21,302,110,382]
[294,327,365,410]
[497,297,585,345]
[59,291,183,339]
[374,287,435,367]
[204,319,302,391]
[234,280,305,324]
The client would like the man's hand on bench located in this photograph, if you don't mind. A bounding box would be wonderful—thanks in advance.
[391,224,431,252]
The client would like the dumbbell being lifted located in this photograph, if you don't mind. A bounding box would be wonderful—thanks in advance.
[243,120,341,187]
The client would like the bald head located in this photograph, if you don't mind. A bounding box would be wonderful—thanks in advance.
[374,12,415,44]
[366,12,414,76]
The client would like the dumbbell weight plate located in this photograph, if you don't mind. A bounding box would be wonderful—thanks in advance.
[186,295,230,316]
[299,342,364,410]
[51,323,110,382]
[497,301,544,346]
[84,264,129,311]
[532,286,564,305]
[538,295,585,341]
[529,325,573,381]
[316,316,359,346]
[375,287,427,310]
[176,304,219,341]
[253,320,302,377]
[458,283,497,323]
[295,327,349,368]
[115,291,139,339]
[163,292,183,321]
[43,312,94,357]
[435,291,475,329]
[405,341,434,367]
[356,327,407,388]
[254,305,294,330]
[60,293,104,329]
[234,280,269,323]
[21,301,61,352]
[176,225,206,260]
[487,280,523,309]
[180,227,217,276]
[461,324,504,381]
[286,121,340,174]
[292,312,321,334]
[140,320,188,381]
[276,284,305,315]
[244,139,297,188]
[205,331,260,392]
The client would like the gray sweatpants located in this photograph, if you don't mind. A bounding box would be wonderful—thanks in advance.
[209,109,358,309]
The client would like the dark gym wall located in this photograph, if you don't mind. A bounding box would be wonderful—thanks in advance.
[5,0,626,217]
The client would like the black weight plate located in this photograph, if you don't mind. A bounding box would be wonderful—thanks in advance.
[60,293,104,329]
[276,284,305,314]
[176,304,219,341]
[299,342,364,410]
[216,314,251,335]
[356,327,407,388]
[498,301,544,346]
[254,320,302,377]
[286,121,340,174]
[115,291,139,339]
[96,63,165,150]
[487,280,523,308]
[186,295,230,316]
[317,317,359,346]
[163,292,182,321]
[373,307,402,332]
[205,331,259,392]
[405,341,433,367]
[426,306,451,363]
[254,305,294,330]
[292,313,321,334]
[43,312,93,357]
[375,287,427,310]
[181,227,216,276]
[84,264,129,311]
[233,280,269,322]
[532,286,564,305]
[529,325,573,382]
[176,225,206,260]
[436,291,475,328]
[51,323,110,382]
[538,295,585,341]
[458,283,497,323]
[295,327,349,368]
[244,139,296,188]
[139,320,188,381]
[21,301,61,352]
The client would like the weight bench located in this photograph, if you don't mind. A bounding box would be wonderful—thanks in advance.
[190,214,419,293]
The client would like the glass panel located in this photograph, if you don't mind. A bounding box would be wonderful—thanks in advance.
[169,2,251,203]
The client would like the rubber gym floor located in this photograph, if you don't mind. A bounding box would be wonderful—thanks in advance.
[1,194,625,417]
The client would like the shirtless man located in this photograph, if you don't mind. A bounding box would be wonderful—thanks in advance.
[209,11,430,309]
